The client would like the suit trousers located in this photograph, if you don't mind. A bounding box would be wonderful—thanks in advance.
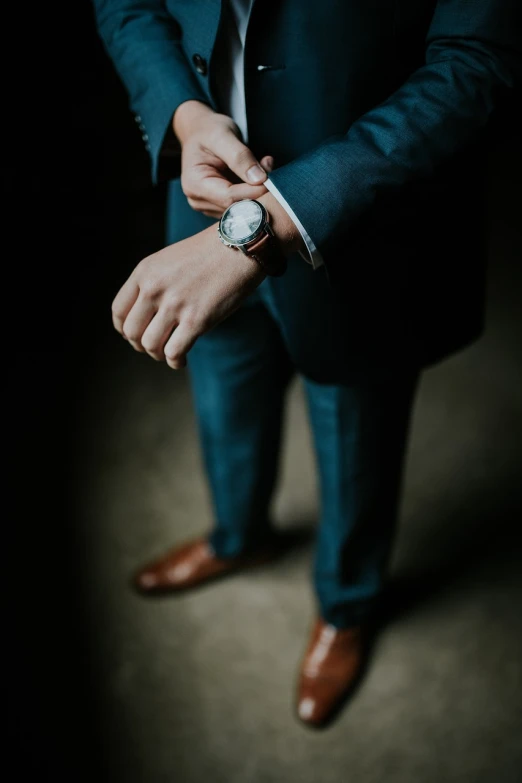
[186,275,419,628]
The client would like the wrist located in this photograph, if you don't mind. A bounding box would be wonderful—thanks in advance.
[209,223,268,281]
[217,198,289,277]
[173,100,214,146]
[257,193,306,257]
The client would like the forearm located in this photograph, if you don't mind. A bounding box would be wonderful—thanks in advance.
[268,0,522,253]
[92,0,209,183]
[257,193,306,257]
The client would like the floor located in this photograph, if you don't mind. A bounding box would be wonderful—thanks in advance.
[10,25,521,777]
[65,155,522,783]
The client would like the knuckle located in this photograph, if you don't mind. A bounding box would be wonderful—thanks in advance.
[140,333,155,352]
[139,280,158,299]
[164,345,180,361]
[181,177,196,199]
[135,255,151,274]
[142,336,164,360]
[163,292,181,314]
[184,309,207,334]
[181,309,199,332]
[122,326,139,342]
[234,147,253,168]
[215,113,236,130]
[222,192,234,209]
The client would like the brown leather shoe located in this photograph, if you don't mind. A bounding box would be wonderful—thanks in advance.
[134,536,278,594]
[296,617,366,728]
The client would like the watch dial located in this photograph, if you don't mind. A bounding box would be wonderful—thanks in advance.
[221,200,263,242]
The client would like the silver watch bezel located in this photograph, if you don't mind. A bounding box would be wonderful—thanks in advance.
[218,199,268,249]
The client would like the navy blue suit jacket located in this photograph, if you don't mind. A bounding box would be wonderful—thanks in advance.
[93,0,521,380]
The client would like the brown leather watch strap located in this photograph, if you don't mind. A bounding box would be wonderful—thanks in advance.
[245,230,287,277]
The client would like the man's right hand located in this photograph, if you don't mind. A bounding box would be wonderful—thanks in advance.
[173,100,274,218]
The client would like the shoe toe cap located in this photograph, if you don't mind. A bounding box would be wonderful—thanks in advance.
[297,696,318,722]
[134,569,159,591]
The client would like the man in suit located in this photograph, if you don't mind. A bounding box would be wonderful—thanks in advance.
[92,0,521,727]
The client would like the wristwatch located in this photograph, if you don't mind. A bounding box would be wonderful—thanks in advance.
[217,199,287,277]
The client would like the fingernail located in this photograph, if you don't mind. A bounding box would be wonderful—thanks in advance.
[246,164,265,183]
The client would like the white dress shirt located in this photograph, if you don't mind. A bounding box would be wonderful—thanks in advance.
[217,0,323,268]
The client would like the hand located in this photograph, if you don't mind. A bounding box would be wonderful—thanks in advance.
[173,100,274,218]
[111,223,266,369]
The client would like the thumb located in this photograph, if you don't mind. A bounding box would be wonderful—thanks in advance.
[260,155,275,173]
[217,130,268,184]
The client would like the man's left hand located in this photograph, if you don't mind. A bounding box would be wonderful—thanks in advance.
[112,222,266,369]
[112,192,304,368]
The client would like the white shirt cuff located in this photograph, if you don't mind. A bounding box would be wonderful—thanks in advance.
[264,178,324,269]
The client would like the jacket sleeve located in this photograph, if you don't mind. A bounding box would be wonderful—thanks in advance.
[92,0,211,183]
[268,0,522,256]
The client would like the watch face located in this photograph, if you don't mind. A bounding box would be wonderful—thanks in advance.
[220,200,264,244]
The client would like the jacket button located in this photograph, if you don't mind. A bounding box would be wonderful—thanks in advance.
[192,53,207,75]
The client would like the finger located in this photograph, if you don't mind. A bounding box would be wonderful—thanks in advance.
[189,192,269,219]
[186,194,227,218]
[260,155,275,173]
[112,277,139,334]
[141,311,179,361]
[122,293,157,353]
[195,175,267,211]
[214,131,268,185]
[225,181,270,203]
[164,319,199,370]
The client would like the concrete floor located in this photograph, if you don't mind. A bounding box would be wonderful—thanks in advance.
[69,172,522,782]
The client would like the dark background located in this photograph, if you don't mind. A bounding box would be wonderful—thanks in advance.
[8,3,164,779]
[8,2,521,781]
